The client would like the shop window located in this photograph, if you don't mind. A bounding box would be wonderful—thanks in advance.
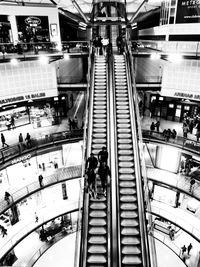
[169,104,174,108]
[184,105,190,111]
[159,97,163,101]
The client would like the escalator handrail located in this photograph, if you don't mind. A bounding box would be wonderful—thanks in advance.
[75,43,94,267]
[124,46,151,267]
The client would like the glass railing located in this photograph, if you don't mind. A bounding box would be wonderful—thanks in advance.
[147,167,200,201]
[0,41,89,58]
[0,165,82,215]
[151,232,187,265]
[151,203,200,242]
[0,201,79,261]
[142,129,200,154]
[27,223,79,267]
[0,128,83,164]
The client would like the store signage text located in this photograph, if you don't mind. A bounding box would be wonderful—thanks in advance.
[11,154,31,165]
[0,93,46,105]
[25,17,41,27]
[174,92,200,100]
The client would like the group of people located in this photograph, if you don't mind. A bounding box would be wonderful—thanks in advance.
[181,243,193,262]
[93,35,110,56]
[19,132,32,149]
[0,224,7,238]
[162,128,177,142]
[182,113,200,142]
[85,146,111,198]
[5,116,15,130]
[116,34,125,54]
[150,121,160,132]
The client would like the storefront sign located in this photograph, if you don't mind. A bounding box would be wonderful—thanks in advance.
[176,0,200,23]
[11,154,31,165]
[174,92,200,100]
[0,93,46,105]
[25,17,41,27]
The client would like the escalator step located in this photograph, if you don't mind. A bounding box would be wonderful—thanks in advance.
[87,254,107,264]
[118,133,132,138]
[119,181,136,187]
[118,150,133,156]
[93,119,106,124]
[88,236,107,244]
[120,195,137,203]
[118,159,133,166]
[117,118,129,123]
[116,109,129,114]
[88,244,107,253]
[117,128,131,133]
[121,227,140,236]
[120,203,137,210]
[119,174,135,180]
[121,219,139,227]
[93,114,106,119]
[89,226,107,235]
[121,236,141,245]
[122,245,141,254]
[121,211,138,219]
[119,167,135,174]
[122,255,142,265]
[120,188,136,194]
[93,138,106,144]
[89,210,106,218]
[90,202,107,209]
[89,218,107,226]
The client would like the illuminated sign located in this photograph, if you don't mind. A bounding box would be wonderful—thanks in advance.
[174,92,200,100]
[25,16,41,27]
[11,154,31,165]
[176,0,200,23]
[0,93,46,105]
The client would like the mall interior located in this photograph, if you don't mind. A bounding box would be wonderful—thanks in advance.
[0,0,200,266]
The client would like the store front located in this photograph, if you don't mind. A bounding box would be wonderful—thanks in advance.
[0,15,11,44]
[149,93,200,122]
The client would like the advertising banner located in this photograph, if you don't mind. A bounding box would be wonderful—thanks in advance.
[176,0,200,23]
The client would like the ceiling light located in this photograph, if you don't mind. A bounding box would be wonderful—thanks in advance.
[39,55,48,64]
[10,58,18,65]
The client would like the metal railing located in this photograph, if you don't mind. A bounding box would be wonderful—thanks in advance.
[0,128,83,165]
[0,165,82,215]
[0,41,89,58]
[142,129,200,154]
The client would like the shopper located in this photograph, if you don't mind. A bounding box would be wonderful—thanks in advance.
[189,178,195,193]
[169,228,175,240]
[181,245,187,255]
[38,175,44,187]
[150,122,155,134]
[4,191,12,205]
[1,133,9,148]
[155,120,160,132]
[86,153,98,171]
[98,146,108,166]
[25,133,31,148]
[11,116,15,129]
[97,162,111,196]
[187,243,193,255]
[1,226,7,237]
[86,168,96,198]
[35,212,39,223]
[68,118,72,131]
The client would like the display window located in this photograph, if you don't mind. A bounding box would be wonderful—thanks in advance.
[0,106,29,132]
[0,15,11,44]
[16,16,50,43]
[37,150,63,175]
[153,185,177,207]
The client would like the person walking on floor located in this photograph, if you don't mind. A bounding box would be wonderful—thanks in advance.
[38,175,44,187]
[0,225,7,237]
[155,120,160,132]
[181,245,187,255]
[97,162,111,196]
[35,212,39,223]
[25,133,31,148]
[11,116,15,129]
[1,133,9,148]
[150,122,155,134]
[187,243,193,255]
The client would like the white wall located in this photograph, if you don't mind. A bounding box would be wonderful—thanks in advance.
[0,5,61,44]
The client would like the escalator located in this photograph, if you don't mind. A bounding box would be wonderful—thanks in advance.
[112,54,148,267]
[82,55,110,267]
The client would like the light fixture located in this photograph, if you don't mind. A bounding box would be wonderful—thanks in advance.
[168,53,182,63]
[39,55,48,64]
[10,58,18,65]
[54,97,58,101]
[63,53,70,60]
[150,53,160,60]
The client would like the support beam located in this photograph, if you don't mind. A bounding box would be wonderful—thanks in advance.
[71,0,89,24]
[129,0,148,25]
